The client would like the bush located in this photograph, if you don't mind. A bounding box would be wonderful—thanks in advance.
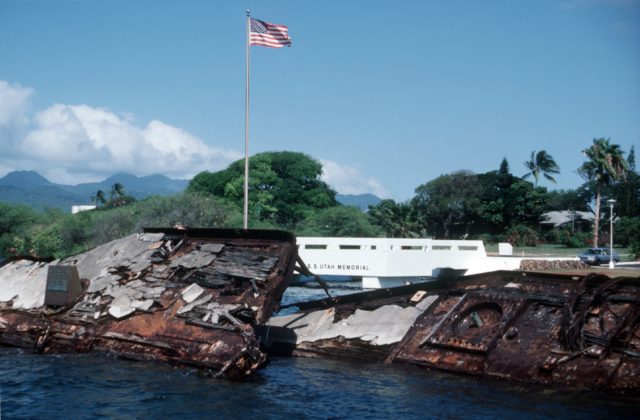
[629,239,640,261]
[540,227,592,248]
[543,228,566,244]
[296,206,383,237]
[562,231,592,248]
[622,217,640,260]
[131,193,241,230]
[0,204,42,256]
[503,225,539,247]
[614,217,640,247]
[30,224,65,258]
[8,223,64,258]
[1,193,245,260]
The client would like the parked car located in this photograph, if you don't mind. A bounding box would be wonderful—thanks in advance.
[578,248,620,265]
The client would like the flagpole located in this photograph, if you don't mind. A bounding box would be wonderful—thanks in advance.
[243,10,251,230]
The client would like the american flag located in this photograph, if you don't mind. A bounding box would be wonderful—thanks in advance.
[250,18,291,48]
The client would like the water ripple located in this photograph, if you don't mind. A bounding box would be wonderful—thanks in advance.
[1,345,638,419]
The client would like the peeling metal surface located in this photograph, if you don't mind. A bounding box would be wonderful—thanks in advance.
[267,304,428,345]
[259,283,443,361]
[263,270,640,392]
[388,272,640,392]
[0,228,297,379]
[0,259,50,309]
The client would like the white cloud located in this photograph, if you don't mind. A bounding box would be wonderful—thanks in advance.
[0,80,33,147]
[320,159,388,198]
[0,80,390,195]
[0,80,242,184]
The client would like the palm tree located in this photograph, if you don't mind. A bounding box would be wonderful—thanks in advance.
[368,199,421,238]
[523,150,560,187]
[110,183,125,207]
[91,190,106,207]
[578,138,628,247]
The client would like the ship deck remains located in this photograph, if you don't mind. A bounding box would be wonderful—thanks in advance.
[0,228,297,379]
[2,229,639,391]
[262,271,640,393]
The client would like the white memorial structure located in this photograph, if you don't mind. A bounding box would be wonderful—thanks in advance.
[296,237,533,288]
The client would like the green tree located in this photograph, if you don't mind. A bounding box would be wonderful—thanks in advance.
[523,150,560,187]
[6,207,67,258]
[297,206,382,237]
[130,193,241,231]
[103,183,135,208]
[0,203,41,256]
[29,223,64,258]
[221,158,279,221]
[477,159,551,237]
[614,216,640,248]
[188,167,239,198]
[109,183,125,207]
[544,188,590,212]
[476,160,514,233]
[498,157,513,189]
[578,138,629,247]
[412,171,482,239]
[58,210,95,256]
[188,152,337,228]
[502,179,548,227]
[610,145,640,218]
[367,199,421,238]
[91,190,106,207]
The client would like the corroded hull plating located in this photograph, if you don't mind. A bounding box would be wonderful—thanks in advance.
[264,271,640,393]
[0,228,297,379]
[390,273,640,392]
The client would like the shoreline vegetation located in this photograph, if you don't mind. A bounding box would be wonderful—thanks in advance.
[0,145,638,262]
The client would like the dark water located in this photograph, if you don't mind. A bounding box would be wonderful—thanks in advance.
[1,348,637,419]
[1,285,638,419]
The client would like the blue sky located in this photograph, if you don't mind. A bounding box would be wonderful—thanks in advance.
[0,0,638,200]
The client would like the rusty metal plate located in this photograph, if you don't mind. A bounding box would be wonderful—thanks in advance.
[422,291,527,354]
[0,228,298,379]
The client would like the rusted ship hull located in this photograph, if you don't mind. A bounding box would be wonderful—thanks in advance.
[3,228,639,391]
[0,228,297,379]
[263,271,640,393]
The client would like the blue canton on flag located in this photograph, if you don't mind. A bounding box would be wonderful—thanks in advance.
[250,18,291,48]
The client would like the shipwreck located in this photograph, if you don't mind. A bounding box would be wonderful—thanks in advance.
[263,270,640,393]
[1,228,639,393]
[0,228,298,379]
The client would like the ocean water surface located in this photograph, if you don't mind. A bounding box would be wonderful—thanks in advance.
[1,348,637,419]
[1,285,638,419]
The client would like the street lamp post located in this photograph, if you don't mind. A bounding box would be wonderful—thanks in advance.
[607,199,616,269]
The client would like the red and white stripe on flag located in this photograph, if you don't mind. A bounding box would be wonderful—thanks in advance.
[250,18,291,48]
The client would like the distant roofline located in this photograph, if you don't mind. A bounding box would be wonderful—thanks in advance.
[540,210,594,227]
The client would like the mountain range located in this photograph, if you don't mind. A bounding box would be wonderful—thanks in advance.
[0,171,382,212]
[0,171,188,211]
[335,193,382,210]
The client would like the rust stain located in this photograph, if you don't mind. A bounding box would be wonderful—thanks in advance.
[0,228,297,379]
[262,269,640,393]
[389,272,640,392]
